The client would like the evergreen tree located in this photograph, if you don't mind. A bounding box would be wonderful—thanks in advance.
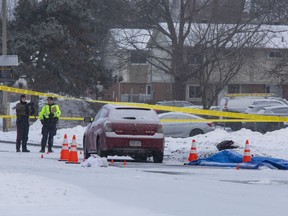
[10,0,112,97]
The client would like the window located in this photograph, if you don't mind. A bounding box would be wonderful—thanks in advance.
[228,84,240,93]
[188,85,201,99]
[130,51,147,64]
[190,54,203,65]
[146,84,152,95]
[185,48,203,65]
[272,107,288,114]
[94,108,108,121]
[268,51,282,59]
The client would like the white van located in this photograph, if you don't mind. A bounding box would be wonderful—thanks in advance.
[219,94,277,113]
[218,93,279,131]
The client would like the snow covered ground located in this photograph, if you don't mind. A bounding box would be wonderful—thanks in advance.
[1,121,288,215]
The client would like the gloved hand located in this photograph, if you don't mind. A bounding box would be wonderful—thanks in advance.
[41,120,44,125]
[49,113,54,118]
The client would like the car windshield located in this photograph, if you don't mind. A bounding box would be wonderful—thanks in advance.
[110,108,156,120]
[159,113,203,119]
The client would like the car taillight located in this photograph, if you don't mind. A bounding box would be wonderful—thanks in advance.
[104,122,113,132]
[224,100,228,110]
[157,124,163,133]
[207,123,214,127]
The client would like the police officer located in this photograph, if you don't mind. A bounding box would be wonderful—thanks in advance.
[39,97,61,153]
[16,94,35,152]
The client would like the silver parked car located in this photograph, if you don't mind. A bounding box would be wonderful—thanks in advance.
[254,105,288,133]
[158,112,215,138]
[243,100,288,131]
[245,98,288,114]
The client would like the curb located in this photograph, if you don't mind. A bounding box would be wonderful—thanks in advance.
[0,140,83,150]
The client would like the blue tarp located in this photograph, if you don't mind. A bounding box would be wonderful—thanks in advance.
[188,150,288,170]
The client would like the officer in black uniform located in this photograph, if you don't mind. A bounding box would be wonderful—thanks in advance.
[16,94,35,152]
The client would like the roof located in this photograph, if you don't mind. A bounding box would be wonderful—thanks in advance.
[151,23,288,49]
[109,28,152,50]
[109,23,288,51]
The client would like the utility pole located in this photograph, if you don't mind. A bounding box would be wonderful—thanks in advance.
[1,0,9,132]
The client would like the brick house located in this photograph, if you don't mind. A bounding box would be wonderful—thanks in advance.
[102,24,288,105]
[102,28,173,103]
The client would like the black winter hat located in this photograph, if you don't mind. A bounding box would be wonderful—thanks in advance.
[47,96,54,101]
[20,94,26,99]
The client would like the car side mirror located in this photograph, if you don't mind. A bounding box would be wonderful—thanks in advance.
[84,117,93,123]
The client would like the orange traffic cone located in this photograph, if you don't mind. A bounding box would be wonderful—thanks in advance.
[242,139,251,162]
[111,159,114,165]
[41,154,44,158]
[59,134,70,161]
[66,135,80,164]
[188,139,198,161]
[123,160,127,166]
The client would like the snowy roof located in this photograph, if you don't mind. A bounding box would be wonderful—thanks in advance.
[109,23,288,51]
[152,23,288,49]
[109,28,152,50]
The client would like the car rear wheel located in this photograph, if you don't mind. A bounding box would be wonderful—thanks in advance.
[153,151,163,163]
[228,122,242,131]
[83,137,91,159]
[189,129,204,137]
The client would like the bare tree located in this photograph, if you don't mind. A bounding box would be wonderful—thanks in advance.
[248,0,288,92]
[122,0,272,108]
[249,0,288,24]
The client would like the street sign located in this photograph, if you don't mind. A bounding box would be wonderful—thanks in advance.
[0,67,13,83]
[0,55,18,66]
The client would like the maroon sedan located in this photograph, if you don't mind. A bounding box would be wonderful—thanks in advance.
[83,104,165,163]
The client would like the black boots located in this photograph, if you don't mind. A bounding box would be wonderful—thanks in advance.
[39,148,45,153]
[17,149,30,152]
[40,143,45,153]
[39,148,53,153]
[22,149,30,152]
[17,146,30,152]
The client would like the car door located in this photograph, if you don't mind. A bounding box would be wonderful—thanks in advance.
[173,113,195,137]
[86,107,109,151]
[160,113,191,137]
[160,113,177,137]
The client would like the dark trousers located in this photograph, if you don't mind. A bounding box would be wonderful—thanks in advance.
[41,123,57,150]
[16,120,29,151]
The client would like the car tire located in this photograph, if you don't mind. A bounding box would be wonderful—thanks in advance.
[97,138,106,157]
[83,137,91,159]
[228,122,242,131]
[189,129,204,137]
[153,151,163,163]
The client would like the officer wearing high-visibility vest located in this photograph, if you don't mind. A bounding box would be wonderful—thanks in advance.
[39,97,61,153]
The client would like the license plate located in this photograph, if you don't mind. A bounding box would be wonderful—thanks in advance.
[129,140,141,147]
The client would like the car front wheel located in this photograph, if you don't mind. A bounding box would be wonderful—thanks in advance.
[83,137,91,159]
[97,139,106,157]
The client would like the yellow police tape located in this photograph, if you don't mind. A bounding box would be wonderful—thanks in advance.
[0,115,84,121]
[1,85,288,122]
[0,115,287,123]
[223,93,275,97]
